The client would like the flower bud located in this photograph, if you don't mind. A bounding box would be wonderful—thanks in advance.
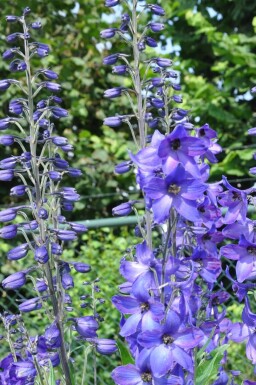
[150,97,164,108]
[9,60,27,72]
[51,107,68,118]
[0,224,18,239]
[69,222,87,233]
[104,87,124,98]
[6,15,18,22]
[0,169,14,181]
[148,22,165,32]
[42,81,61,92]
[2,271,26,290]
[112,201,134,216]
[31,21,42,29]
[115,161,132,174]
[67,168,82,177]
[38,208,48,219]
[22,220,38,231]
[156,58,172,68]
[0,135,15,146]
[53,157,69,169]
[72,316,99,338]
[145,37,157,48]
[36,279,48,292]
[95,339,117,355]
[44,322,61,349]
[52,136,68,146]
[104,116,123,127]
[0,157,18,169]
[73,263,91,273]
[48,170,62,181]
[112,65,128,75]
[7,243,29,260]
[2,49,16,60]
[34,245,49,264]
[61,273,74,290]
[39,119,50,128]
[100,28,118,39]
[10,185,26,196]
[0,208,18,222]
[105,0,119,7]
[19,297,42,312]
[0,80,12,91]
[51,242,63,255]
[9,99,24,115]
[103,54,119,65]
[148,4,165,16]
[55,230,77,241]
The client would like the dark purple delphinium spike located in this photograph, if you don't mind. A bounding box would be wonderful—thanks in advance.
[0,7,114,385]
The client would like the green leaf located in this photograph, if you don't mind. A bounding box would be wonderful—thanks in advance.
[117,339,134,365]
[196,344,229,385]
[69,361,76,385]
[48,362,56,385]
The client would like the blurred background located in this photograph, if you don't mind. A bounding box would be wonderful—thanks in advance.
[0,0,255,382]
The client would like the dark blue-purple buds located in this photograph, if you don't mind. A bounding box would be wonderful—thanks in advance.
[100,28,118,39]
[148,22,165,32]
[34,245,49,264]
[6,15,18,22]
[31,21,42,29]
[104,87,125,99]
[115,161,132,174]
[0,208,18,222]
[72,262,91,273]
[2,271,26,290]
[10,185,26,196]
[0,80,12,91]
[51,107,68,118]
[72,316,99,338]
[9,59,27,72]
[19,297,42,312]
[44,322,61,349]
[0,135,15,146]
[95,339,117,355]
[112,201,135,216]
[0,169,14,181]
[147,4,165,16]
[41,82,61,92]
[0,224,17,239]
[105,0,119,7]
[7,243,29,260]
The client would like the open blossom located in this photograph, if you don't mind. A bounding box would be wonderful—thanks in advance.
[144,164,207,223]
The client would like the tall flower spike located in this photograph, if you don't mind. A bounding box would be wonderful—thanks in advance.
[0,6,116,385]
[102,0,255,383]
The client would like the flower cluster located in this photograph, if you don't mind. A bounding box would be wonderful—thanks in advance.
[0,7,116,385]
[102,1,256,384]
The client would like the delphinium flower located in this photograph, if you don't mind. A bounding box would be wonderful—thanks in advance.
[102,0,256,383]
[0,7,116,384]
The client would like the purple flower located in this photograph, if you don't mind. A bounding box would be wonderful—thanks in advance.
[51,107,68,118]
[9,361,36,381]
[145,37,158,48]
[138,310,203,375]
[221,235,256,282]
[144,164,207,223]
[112,291,165,337]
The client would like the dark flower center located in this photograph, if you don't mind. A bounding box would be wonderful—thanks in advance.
[198,206,206,213]
[141,372,152,382]
[140,302,150,313]
[199,128,205,137]
[247,246,256,255]
[232,192,241,201]
[171,138,181,150]
[168,184,181,195]
[162,334,174,345]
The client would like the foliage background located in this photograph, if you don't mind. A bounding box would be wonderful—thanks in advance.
[0,0,255,382]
